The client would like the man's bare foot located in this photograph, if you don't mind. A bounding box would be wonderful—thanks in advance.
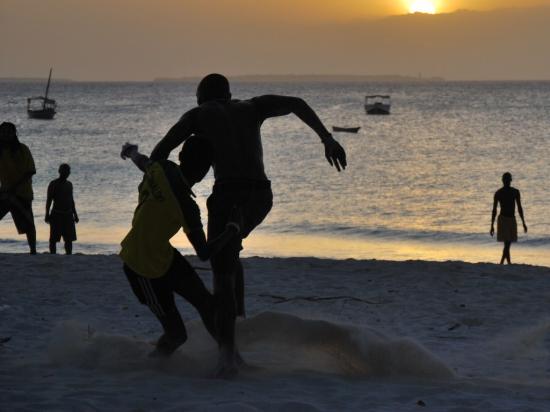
[148,333,186,358]
[235,349,246,366]
[213,346,239,379]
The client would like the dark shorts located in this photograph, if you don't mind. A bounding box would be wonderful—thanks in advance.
[0,197,35,235]
[497,215,517,243]
[124,249,212,320]
[49,210,76,242]
[207,179,272,270]
[207,179,273,252]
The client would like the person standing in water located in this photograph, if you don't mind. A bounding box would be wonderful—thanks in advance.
[0,122,37,254]
[150,73,347,377]
[490,172,527,264]
[45,163,79,255]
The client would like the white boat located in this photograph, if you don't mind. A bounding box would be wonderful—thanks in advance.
[364,95,391,115]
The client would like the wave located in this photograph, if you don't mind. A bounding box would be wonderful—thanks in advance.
[48,312,454,380]
[260,223,550,247]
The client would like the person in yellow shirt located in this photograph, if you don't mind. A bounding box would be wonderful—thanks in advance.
[0,122,37,254]
[120,137,239,357]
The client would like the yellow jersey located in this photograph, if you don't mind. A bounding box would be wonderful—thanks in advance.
[0,143,36,200]
[120,161,202,278]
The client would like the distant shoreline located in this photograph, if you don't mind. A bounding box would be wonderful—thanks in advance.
[5,76,550,83]
[154,74,446,83]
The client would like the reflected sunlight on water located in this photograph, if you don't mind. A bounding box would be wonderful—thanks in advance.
[0,80,549,265]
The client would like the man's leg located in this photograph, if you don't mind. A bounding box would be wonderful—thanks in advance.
[500,245,506,265]
[64,241,72,255]
[26,228,36,255]
[504,241,512,264]
[169,251,218,341]
[235,259,245,317]
[123,264,187,356]
[49,240,57,254]
[210,243,241,377]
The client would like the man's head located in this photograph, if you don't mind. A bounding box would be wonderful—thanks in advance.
[0,122,18,144]
[502,172,512,187]
[59,163,71,179]
[179,136,212,186]
[196,73,231,105]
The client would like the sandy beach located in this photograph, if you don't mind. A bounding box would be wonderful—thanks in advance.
[1,252,549,411]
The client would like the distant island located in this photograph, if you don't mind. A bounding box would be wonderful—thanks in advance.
[154,74,445,83]
[0,74,446,83]
[0,77,73,83]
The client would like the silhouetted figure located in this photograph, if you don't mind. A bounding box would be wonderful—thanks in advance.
[119,138,239,357]
[0,122,37,254]
[150,73,347,377]
[45,164,79,255]
[490,172,527,264]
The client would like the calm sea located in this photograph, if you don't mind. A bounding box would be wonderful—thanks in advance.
[1,81,549,265]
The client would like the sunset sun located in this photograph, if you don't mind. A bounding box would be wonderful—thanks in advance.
[409,0,437,14]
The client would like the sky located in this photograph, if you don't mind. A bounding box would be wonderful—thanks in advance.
[1,0,550,81]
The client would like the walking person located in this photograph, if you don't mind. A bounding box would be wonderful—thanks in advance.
[490,172,528,264]
[0,122,37,254]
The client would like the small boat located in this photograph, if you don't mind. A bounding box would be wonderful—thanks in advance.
[365,95,391,115]
[27,68,57,120]
[332,126,361,134]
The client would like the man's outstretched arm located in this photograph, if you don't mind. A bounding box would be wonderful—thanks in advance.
[120,143,150,172]
[490,193,498,236]
[150,109,198,161]
[516,191,527,233]
[254,95,347,171]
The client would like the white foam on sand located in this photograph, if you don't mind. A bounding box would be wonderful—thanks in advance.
[47,312,454,380]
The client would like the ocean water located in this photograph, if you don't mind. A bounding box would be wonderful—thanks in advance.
[1,80,549,265]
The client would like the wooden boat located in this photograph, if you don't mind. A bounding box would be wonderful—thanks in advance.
[27,68,56,120]
[332,126,361,133]
[364,95,391,115]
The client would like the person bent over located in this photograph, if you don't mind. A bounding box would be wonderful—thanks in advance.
[120,138,239,357]
[45,163,79,255]
[0,122,37,254]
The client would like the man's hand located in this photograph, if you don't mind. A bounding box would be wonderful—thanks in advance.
[74,215,79,224]
[45,214,50,224]
[523,223,528,233]
[120,142,138,160]
[323,137,347,172]
[490,226,495,237]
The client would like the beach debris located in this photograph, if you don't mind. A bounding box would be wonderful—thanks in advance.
[0,336,11,344]
[332,126,361,134]
[87,325,95,340]
[417,400,426,407]
[448,323,462,331]
[258,293,390,305]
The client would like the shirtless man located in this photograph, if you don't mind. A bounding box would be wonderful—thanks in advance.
[45,164,79,255]
[150,73,347,377]
[490,172,527,265]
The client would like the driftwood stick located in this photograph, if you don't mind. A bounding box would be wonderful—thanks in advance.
[258,294,389,305]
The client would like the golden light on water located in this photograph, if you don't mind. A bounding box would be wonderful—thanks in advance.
[409,0,437,14]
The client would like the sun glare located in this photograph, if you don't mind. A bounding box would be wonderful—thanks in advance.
[409,0,436,14]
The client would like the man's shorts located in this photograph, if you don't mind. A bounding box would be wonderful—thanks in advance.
[497,215,518,243]
[207,179,273,249]
[124,249,199,317]
[49,210,77,242]
[0,197,35,234]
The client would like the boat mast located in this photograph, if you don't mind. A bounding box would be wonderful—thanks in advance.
[43,68,53,108]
